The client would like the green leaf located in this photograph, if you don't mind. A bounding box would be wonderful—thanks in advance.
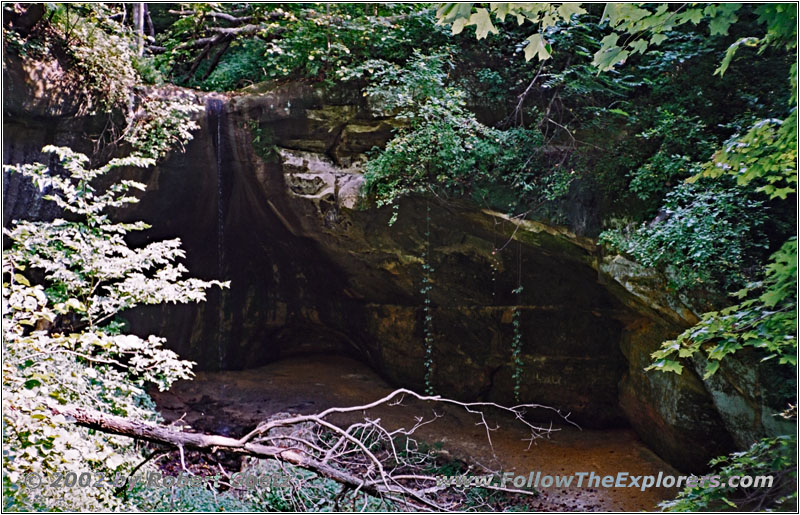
[593,46,629,71]
[556,3,586,20]
[703,360,720,378]
[452,18,469,35]
[24,379,42,389]
[682,8,704,25]
[649,33,667,46]
[649,359,684,374]
[708,4,741,36]
[524,33,551,61]
[629,39,648,55]
[607,108,630,117]
[715,37,760,76]
[468,8,498,40]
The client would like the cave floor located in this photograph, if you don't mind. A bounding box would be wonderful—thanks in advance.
[152,354,679,511]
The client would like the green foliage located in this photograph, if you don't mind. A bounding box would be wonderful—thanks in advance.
[627,109,715,204]
[648,238,797,378]
[198,39,271,91]
[600,182,770,293]
[510,291,524,403]
[159,5,450,90]
[356,52,559,217]
[436,3,754,70]
[436,3,586,61]
[2,147,227,511]
[126,96,203,160]
[5,4,201,163]
[45,3,139,113]
[132,55,168,86]
[637,11,797,378]
[247,120,280,162]
[715,4,797,77]
[660,434,797,511]
[694,108,797,201]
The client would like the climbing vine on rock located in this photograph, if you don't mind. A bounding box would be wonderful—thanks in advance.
[421,200,435,395]
[510,242,524,402]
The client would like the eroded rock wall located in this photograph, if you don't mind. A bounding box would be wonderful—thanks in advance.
[111,84,631,429]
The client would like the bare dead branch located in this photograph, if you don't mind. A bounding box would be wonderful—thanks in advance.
[53,388,573,510]
[200,36,233,81]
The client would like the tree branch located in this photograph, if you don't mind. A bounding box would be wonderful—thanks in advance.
[51,388,572,509]
[51,404,411,503]
[200,36,233,81]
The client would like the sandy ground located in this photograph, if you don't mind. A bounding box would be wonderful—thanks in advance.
[152,354,679,511]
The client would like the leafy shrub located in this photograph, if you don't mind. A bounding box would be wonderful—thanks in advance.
[661,434,797,511]
[628,109,716,204]
[2,147,227,511]
[169,6,451,90]
[46,4,139,113]
[125,96,204,160]
[198,39,271,91]
[600,181,770,292]
[353,52,564,220]
[648,237,796,376]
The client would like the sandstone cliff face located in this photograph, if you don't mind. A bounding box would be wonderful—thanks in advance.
[3,63,790,471]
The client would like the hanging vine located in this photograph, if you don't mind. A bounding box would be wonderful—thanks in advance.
[510,240,525,402]
[421,199,435,395]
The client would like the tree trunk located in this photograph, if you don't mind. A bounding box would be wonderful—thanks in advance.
[134,3,145,56]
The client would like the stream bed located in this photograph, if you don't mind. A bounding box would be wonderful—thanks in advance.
[152,355,679,511]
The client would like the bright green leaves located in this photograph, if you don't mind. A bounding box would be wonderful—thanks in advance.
[436,3,587,62]
[3,145,228,511]
[661,434,796,511]
[435,3,475,31]
[556,3,587,21]
[592,33,628,70]
[594,3,742,71]
[524,33,551,61]
[599,3,650,29]
[703,3,741,36]
[600,182,769,293]
[438,2,792,76]
[715,36,760,76]
[648,358,684,375]
[466,8,498,39]
[357,52,552,219]
[4,146,154,225]
[647,238,797,378]
[679,8,704,26]
[695,109,797,201]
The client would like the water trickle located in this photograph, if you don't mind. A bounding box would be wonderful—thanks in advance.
[207,98,227,370]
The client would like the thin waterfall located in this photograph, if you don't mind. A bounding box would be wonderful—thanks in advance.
[207,98,227,370]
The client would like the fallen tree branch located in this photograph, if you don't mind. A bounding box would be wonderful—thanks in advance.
[201,36,233,81]
[174,25,286,51]
[51,404,423,505]
[167,10,255,25]
[52,388,573,510]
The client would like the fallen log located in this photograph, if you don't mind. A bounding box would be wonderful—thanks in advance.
[50,405,405,502]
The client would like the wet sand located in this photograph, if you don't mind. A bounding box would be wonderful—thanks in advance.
[152,354,679,511]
